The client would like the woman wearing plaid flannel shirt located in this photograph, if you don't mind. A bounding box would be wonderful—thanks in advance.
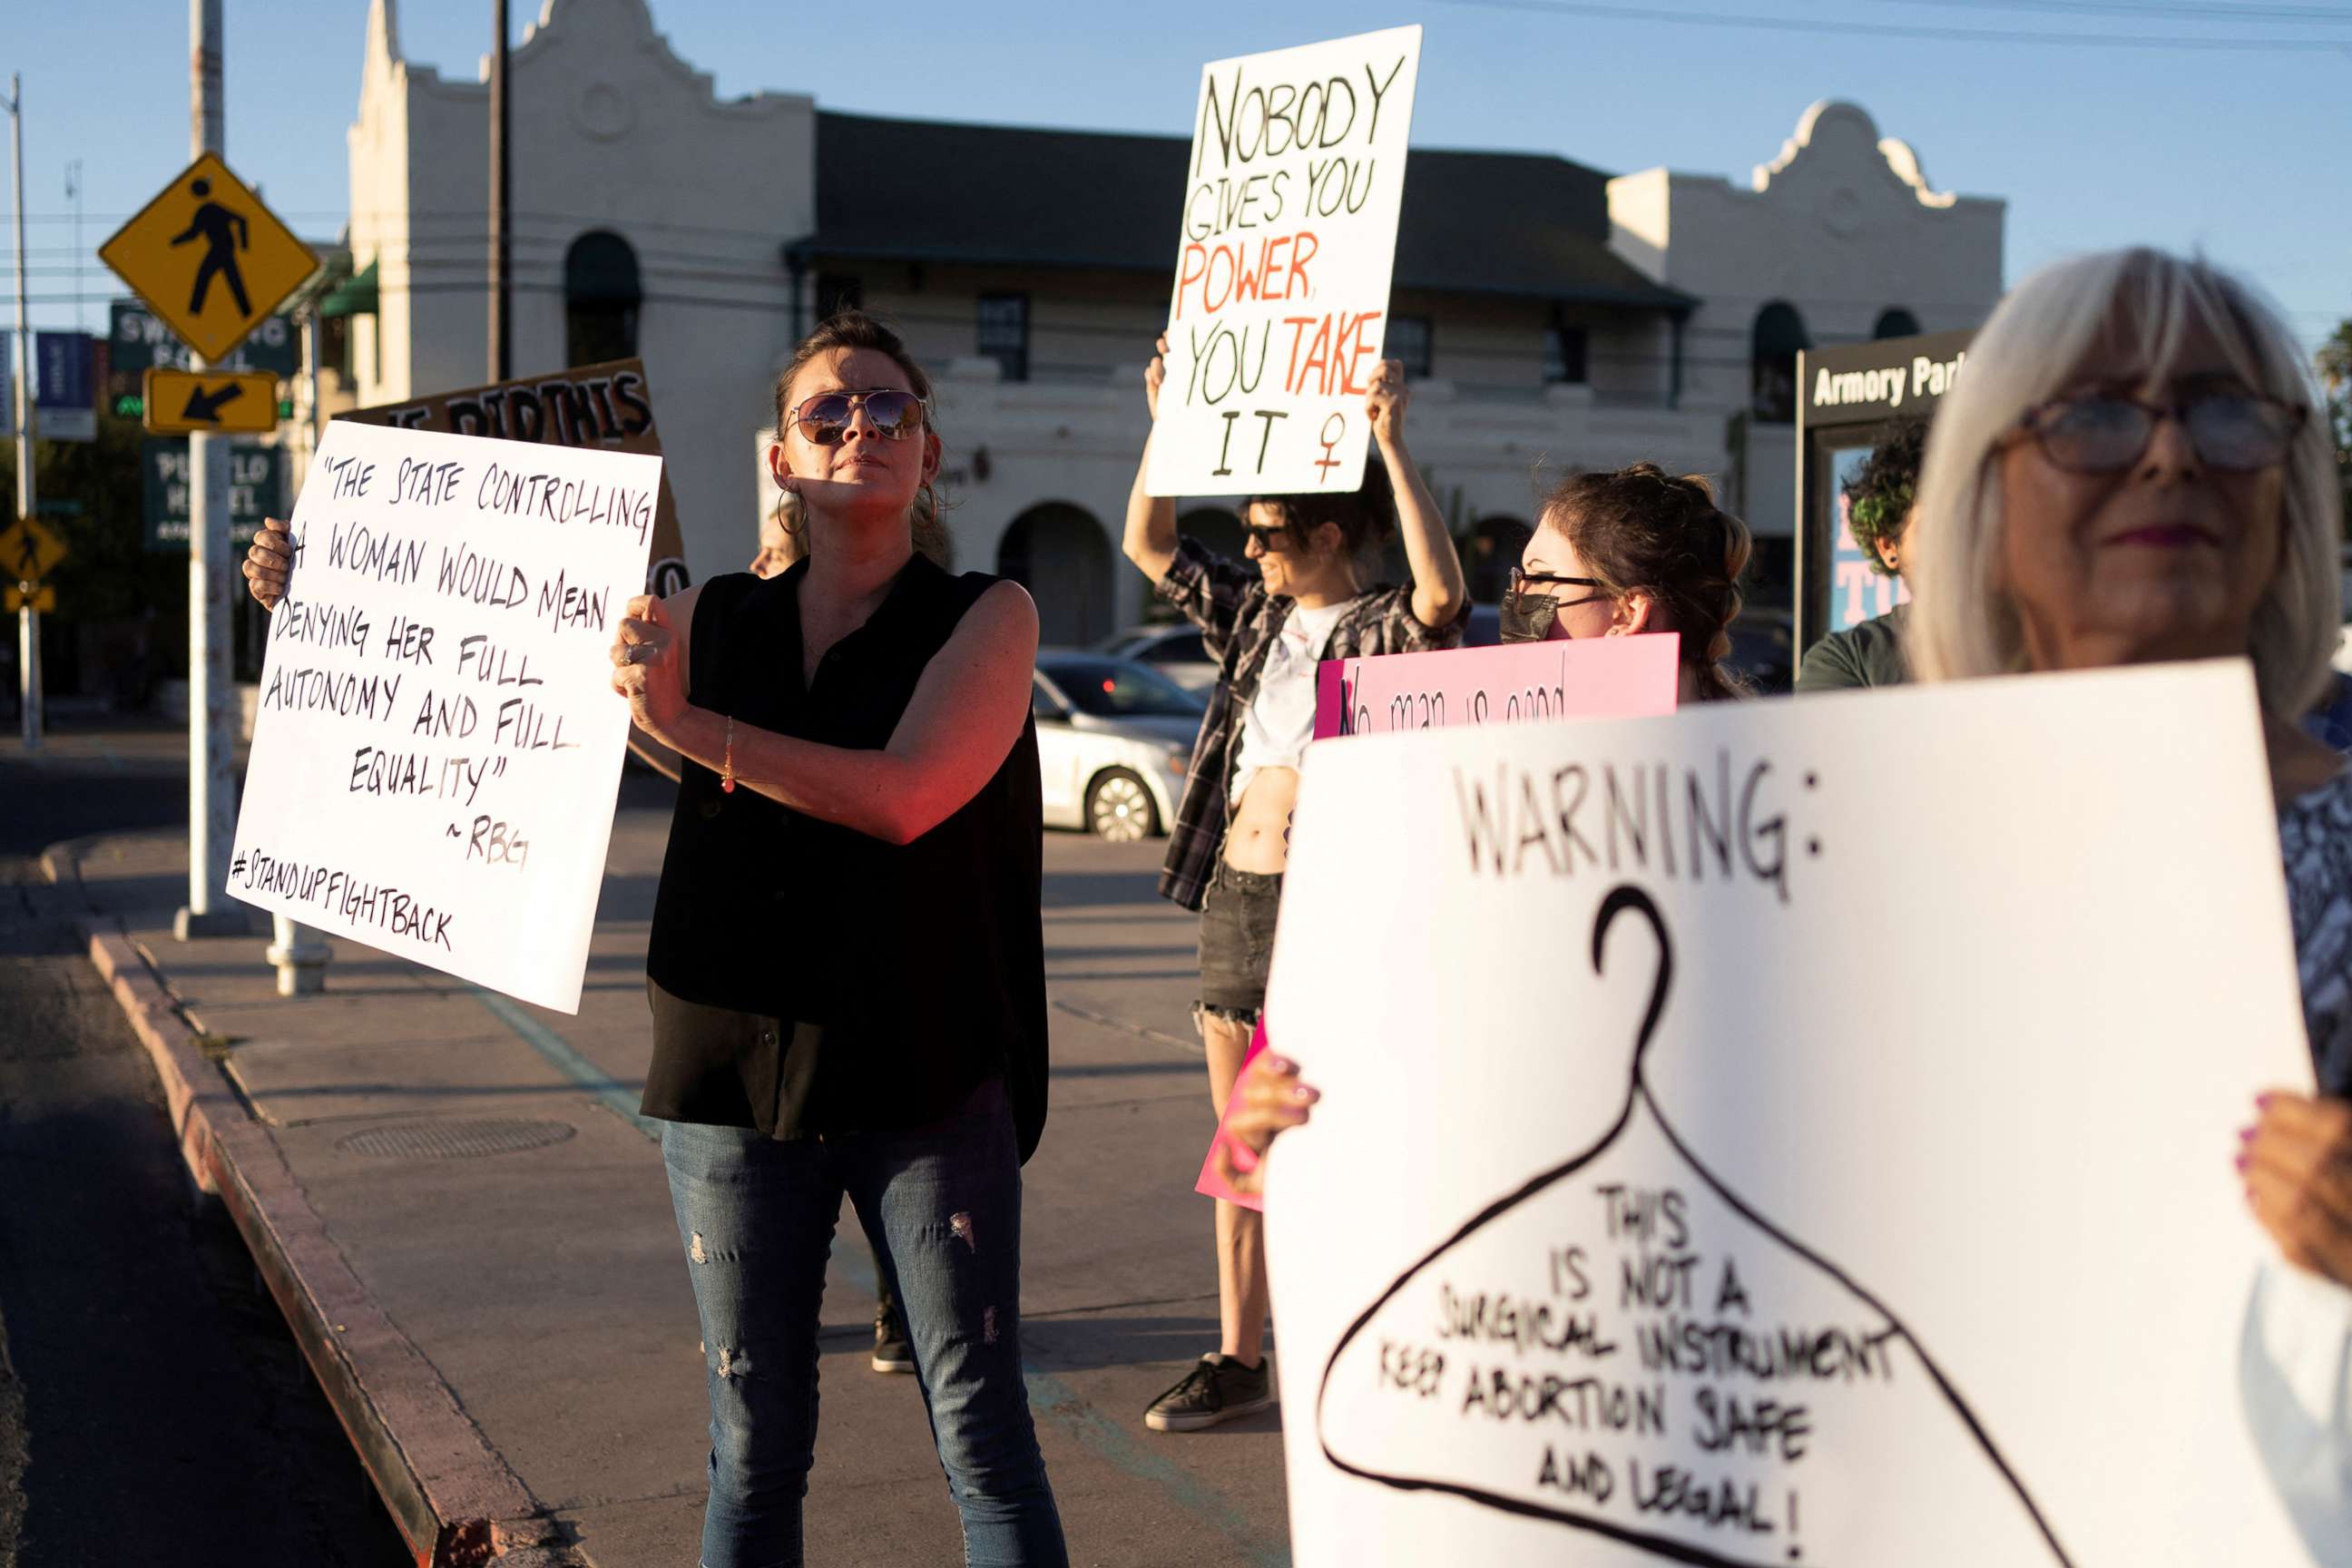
[1121,334,1469,1433]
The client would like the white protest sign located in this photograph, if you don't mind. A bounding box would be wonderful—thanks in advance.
[1264,662,2319,1565]
[1145,26,1421,498]
[228,419,660,1014]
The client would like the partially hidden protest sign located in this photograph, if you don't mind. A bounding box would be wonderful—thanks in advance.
[1261,662,2319,1564]
[342,358,689,599]
[1146,26,1421,499]
[1314,633,1682,740]
[228,419,660,1013]
[1197,633,1685,1211]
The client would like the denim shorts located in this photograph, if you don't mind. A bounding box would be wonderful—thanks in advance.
[1196,863,1283,1024]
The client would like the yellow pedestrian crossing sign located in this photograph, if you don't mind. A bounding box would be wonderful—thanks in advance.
[1,516,67,583]
[99,152,318,364]
[144,368,281,435]
[5,583,56,614]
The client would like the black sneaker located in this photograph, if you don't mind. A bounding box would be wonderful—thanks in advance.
[871,1308,916,1375]
[1142,1353,1274,1432]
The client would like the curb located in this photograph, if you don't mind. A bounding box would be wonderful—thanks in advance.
[50,841,586,1568]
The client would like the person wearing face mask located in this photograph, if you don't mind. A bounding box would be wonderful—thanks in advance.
[1796,416,1927,691]
[1210,464,1752,1200]
[1121,334,1468,1434]
[1499,461,1755,707]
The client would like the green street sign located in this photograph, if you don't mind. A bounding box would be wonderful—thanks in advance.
[142,438,284,552]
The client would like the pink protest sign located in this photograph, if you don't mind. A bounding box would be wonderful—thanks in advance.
[1312,632,1681,739]
[1196,1018,1272,1213]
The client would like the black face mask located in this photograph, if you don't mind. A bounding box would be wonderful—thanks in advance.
[1499,594,1557,643]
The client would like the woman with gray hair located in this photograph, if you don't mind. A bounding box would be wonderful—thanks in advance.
[1905,245,2351,1551]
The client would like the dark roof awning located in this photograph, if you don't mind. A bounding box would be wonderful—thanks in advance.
[806,113,1693,311]
[318,259,377,318]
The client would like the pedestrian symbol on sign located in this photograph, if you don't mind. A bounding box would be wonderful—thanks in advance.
[172,179,252,318]
[97,152,318,364]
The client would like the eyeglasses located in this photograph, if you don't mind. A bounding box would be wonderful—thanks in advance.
[1505,566,1610,614]
[2014,390,2305,475]
[1242,523,1290,552]
[791,388,927,446]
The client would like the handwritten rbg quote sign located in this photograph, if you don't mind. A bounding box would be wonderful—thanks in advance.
[1147,26,1421,498]
[230,420,660,1012]
[1264,665,2318,1565]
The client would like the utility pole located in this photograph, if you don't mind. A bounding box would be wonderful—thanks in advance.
[265,301,328,992]
[175,0,242,939]
[65,160,83,333]
[5,74,39,752]
[488,0,511,380]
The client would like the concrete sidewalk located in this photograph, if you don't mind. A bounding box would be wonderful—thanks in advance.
[53,786,1287,1567]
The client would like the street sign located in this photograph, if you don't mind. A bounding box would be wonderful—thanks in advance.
[98,152,318,364]
[143,368,279,435]
[35,331,97,443]
[142,439,282,552]
[107,299,297,377]
[0,516,67,583]
[4,583,56,614]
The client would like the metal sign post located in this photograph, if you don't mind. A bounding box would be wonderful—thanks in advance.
[174,0,244,939]
[5,74,35,750]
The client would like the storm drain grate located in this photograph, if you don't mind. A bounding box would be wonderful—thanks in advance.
[336,1118,577,1161]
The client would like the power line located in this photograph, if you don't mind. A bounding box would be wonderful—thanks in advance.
[1885,0,2352,21]
[1439,0,2352,49]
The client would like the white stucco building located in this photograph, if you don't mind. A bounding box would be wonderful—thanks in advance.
[336,0,2004,642]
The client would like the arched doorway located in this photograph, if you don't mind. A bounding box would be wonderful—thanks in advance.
[1749,301,1810,424]
[565,231,642,367]
[999,503,1113,648]
[1178,505,1248,563]
[1873,308,1922,340]
[1463,514,1534,604]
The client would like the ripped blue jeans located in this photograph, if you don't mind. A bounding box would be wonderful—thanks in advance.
[661,1077,1067,1568]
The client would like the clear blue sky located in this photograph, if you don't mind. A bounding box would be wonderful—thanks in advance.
[5,0,2347,353]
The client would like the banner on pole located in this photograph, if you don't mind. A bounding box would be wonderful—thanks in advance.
[1146,27,1421,499]
[227,419,660,1012]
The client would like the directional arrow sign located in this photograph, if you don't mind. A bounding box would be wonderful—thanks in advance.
[0,517,67,583]
[143,368,280,435]
[4,583,56,614]
[99,152,318,364]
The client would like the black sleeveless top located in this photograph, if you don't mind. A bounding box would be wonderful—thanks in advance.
[640,557,1048,1161]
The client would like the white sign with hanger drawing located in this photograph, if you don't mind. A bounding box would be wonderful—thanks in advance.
[1262,662,2324,1564]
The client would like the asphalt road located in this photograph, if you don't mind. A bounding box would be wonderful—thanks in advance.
[0,720,412,1568]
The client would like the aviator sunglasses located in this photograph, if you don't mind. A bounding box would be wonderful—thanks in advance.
[791,388,928,445]
[2013,388,2305,475]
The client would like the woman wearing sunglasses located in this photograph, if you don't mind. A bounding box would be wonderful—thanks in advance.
[1500,461,1755,704]
[609,312,1067,1567]
[1121,335,1468,1434]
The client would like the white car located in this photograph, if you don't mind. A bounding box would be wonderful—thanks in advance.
[1033,651,1203,841]
[1094,625,1220,693]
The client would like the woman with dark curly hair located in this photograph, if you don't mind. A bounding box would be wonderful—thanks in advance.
[1501,461,1754,705]
[1797,415,1929,691]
